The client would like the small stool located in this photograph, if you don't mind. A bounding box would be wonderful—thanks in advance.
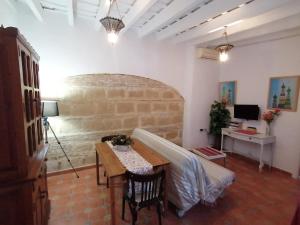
[189,146,227,166]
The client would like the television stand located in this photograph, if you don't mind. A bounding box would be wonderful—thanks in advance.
[221,128,276,172]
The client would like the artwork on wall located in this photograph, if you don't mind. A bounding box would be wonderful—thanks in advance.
[219,81,236,106]
[267,76,300,112]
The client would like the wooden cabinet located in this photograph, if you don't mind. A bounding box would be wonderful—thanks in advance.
[32,163,50,225]
[0,26,50,225]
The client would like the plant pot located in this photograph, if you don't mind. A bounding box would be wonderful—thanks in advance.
[213,135,222,150]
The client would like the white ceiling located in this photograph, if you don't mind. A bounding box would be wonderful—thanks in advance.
[9,0,300,46]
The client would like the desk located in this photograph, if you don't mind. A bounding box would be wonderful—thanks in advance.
[221,128,275,172]
[95,138,170,225]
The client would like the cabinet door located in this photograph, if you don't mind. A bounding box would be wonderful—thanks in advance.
[0,46,14,175]
[31,58,43,152]
[0,39,28,181]
[33,163,49,225]
[0,187,20,225]
[40,164,49,225]
[19,44,36,158]
[19,46,44,159]
[0,183,33,225]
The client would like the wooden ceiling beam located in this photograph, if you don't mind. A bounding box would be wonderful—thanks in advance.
[157,0,247,41]
[138,0,201,38]
[4,0,17,12]
[120,0,159,34]
[171,0,292,43]
[95,0,110,31]
[67,0,75,26]
[24,0,44,22]
[189,1,300,46]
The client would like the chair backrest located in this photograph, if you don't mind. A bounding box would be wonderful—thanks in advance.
[101,135,119,142]
[126,170,165,206]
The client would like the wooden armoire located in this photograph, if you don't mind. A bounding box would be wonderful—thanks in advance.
[0,26,50,225]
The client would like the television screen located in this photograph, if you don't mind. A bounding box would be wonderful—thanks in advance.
[234,104,259,120]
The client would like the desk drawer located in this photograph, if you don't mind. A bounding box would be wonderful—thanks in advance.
[225,131,261,144]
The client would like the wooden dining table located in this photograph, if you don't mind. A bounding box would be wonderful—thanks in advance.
[95,138,170,225]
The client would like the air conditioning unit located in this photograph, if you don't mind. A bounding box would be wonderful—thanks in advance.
[196,48,219,60]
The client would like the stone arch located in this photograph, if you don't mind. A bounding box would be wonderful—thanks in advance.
[47,74,184,171]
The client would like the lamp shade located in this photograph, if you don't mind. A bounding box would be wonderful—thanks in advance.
[100,17,125,33]
[42,101,59,117]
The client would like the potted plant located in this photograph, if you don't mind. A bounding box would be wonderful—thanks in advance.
[209,101,231,149]
[111,135,132,151]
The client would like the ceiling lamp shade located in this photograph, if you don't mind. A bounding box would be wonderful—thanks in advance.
[215,28,234,62]
[100,17,125,33]
[100,0,125,44]
[216,44,234,62]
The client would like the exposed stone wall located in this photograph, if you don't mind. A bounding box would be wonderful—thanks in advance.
[46,74,184,171]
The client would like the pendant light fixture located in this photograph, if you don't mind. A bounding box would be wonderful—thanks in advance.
[100,0,125,45]
[215,27,234,62]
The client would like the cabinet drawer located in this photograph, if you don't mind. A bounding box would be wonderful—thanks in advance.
[232,133,260,143]
[225,131,261,144]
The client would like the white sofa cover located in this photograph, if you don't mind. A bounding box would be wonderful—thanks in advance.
[132,128,235,216]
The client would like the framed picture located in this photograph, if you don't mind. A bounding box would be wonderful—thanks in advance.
[219,81,236,106]
[267,76,300,112]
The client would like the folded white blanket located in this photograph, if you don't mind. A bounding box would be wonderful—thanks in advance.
[132,128,235,216]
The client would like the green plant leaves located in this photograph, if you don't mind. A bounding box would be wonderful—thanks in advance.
[209,101,231,135]
[111,135,132,146]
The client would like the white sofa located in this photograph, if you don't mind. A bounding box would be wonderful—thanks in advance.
[131,128,235,217]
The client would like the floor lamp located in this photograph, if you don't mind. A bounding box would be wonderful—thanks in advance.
[42,100,79,178]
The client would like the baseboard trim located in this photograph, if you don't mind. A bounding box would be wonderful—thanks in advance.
[47,154,293,178]
[228,153,292,176]
[47,164,98,177]
[271,166,292,176]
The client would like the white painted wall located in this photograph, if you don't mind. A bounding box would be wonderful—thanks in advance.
[2,2,299,177]
[5,5,187,99]
[220,35,300,178]
[182,46,219,148]
[0,1,18,27]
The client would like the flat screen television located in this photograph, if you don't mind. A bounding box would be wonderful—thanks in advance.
[234,104,259,120]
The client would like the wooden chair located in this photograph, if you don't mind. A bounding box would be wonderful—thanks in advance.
[96,135,120,187]
[122,170,165,225]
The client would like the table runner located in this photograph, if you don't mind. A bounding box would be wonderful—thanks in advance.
[107,142,153,174]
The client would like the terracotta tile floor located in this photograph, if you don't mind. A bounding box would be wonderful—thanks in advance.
[48,154,300,225]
